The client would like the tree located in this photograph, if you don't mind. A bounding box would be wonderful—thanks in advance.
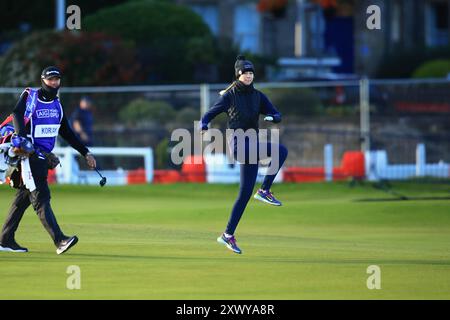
[413,60,450,79]
[0,0,128,34]
[0,30,142,87]
[119,99,176,126]
[83,0,215,83]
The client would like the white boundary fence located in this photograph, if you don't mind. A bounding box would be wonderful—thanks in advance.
[1,78,449,184]
[53,147,153,185]
[2,77,448,153]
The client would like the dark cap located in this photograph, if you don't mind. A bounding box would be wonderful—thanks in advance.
[41,66,62,80]
[234,55,255,78]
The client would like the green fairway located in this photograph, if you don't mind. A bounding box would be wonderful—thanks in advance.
[0,181,449,299]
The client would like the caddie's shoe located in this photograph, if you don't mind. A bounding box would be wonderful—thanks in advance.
[217,233,242,254]
[56,236,78,255]
[0,239,28,253]
[254,189,282,206]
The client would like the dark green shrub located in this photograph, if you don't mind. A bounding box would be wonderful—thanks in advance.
[376,46,450,78]
[0,0,128,33]
[83,0,215,83]
[260,87,323,116]
[155,138,169,169]
[175,107,199,126]
[412,59,450,78]
[0,30,142,87]
[119,98,176,125]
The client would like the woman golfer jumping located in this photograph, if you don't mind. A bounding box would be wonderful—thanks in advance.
[200,55,288,254]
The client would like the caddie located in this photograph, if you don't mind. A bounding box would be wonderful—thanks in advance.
[0,66,96,254]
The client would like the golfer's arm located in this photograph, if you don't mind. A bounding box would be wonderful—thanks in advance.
[260,92,281,123]
[12,91,29,137]
[200,95,229,129]
[59,114,89,157]
[71,120,86,136]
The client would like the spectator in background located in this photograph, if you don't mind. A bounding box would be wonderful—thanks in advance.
[70,96,94,146]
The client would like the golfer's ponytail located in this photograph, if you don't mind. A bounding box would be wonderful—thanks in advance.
[219,81,238,96]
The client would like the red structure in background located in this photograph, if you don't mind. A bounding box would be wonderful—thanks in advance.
[48,169,57,184]
[87,151,366,185]
[283,151,365,182]
[313,0,338,8]
[153,169,182,184]
[127,168,147,184]
[282,167,325,183]
[257,0,289,17]
[130,155,206,184]
[181,155,206,183]
[338,151,365,180]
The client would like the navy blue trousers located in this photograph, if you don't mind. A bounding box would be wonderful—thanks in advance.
[225,140,288,235]
[0,154,65,246]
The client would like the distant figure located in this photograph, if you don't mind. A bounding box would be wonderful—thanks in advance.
[70,96,94,146]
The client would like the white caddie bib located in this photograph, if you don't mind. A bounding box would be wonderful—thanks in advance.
[33,124,61,138]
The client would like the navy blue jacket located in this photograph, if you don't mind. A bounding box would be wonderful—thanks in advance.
[201,82,281,131]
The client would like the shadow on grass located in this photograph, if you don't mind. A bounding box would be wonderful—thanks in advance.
[355,196,450,202]
[6,252,446,267]
[2,251,450,268]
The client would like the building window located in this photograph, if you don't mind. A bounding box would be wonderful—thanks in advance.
[425,1,449,47]
[390,0,401,43]
[190,5,219,36]
[234,3,261,53]
[308,5,326,55]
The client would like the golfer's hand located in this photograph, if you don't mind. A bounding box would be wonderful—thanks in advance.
[85,153,96,169]
[11,147,33,158]
[199,124,208,135]
[80,132,89,143]
[264,116,274,122]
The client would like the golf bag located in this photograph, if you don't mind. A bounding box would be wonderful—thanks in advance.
[0,89,35,187]
[0,87,35,144]
[0,88,61,187]
[0,116,16,144]
[0,117,29,188]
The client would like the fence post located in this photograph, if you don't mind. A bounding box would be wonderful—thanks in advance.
[359,77,370,152]
[416,143,426,177]
[56,0,66,30]
[200,84,210,118]
[144,148,154,183]
[324,144,333,182]
[295,0,307,57]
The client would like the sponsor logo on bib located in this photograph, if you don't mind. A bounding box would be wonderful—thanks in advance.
[36,109,60,119]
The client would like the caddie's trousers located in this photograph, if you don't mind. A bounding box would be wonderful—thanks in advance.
[0,154,65,246]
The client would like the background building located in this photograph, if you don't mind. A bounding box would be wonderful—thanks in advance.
[178,0,449,78]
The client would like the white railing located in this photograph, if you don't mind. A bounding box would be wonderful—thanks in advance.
[52,147,153,185]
